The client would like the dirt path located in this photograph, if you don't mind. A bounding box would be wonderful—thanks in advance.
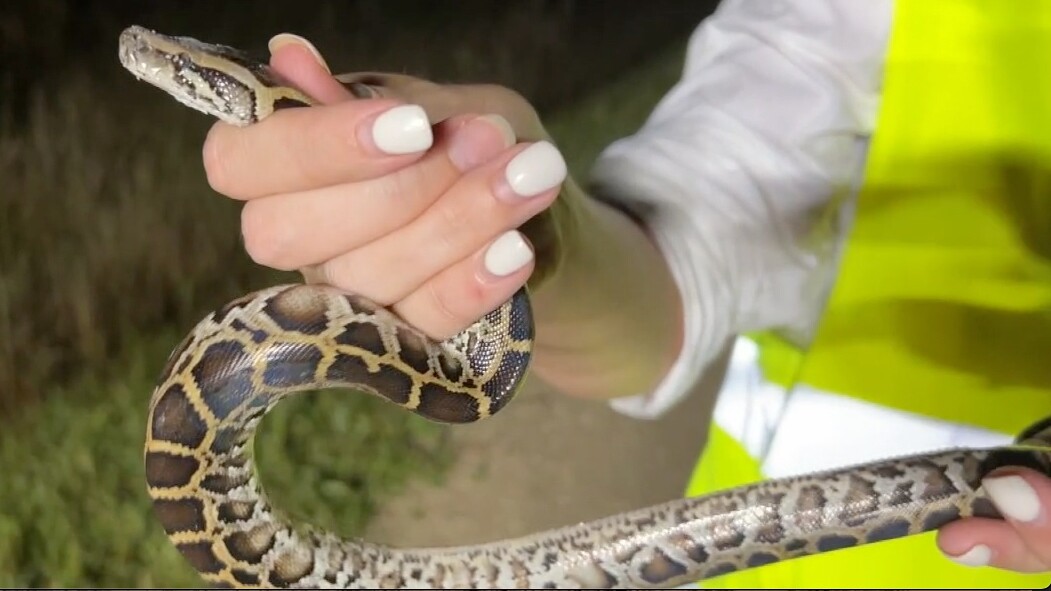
[363,347,731,548]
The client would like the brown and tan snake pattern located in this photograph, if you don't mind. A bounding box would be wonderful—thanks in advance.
[118,25,1051,589]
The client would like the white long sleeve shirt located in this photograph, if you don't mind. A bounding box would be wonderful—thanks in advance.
[588,0,894,419]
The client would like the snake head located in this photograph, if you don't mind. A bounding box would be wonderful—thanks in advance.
[118,25,311,126]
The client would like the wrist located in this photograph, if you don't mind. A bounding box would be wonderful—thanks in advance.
[527,179,683,401]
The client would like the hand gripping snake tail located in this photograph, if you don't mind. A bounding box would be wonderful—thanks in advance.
[119,25,1051,589]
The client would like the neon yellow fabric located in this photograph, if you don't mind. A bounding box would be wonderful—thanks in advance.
[687,0,1051,587]
[685,425,764,499]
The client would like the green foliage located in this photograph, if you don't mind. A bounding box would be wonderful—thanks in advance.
[0,329,454,587]
[0,67,280,414]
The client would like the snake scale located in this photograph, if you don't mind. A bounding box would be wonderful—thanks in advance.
[118,25,1051,589]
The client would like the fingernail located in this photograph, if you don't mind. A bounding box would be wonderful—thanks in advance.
[484,230,533,277]
[984,474,1042,523]
[348,82,379,98]
[268,33,331,74]
[449,114,516,172]
[479,114,516,147]
[370,104,433,155]
[946,544,991,567]
[503,141,567,199]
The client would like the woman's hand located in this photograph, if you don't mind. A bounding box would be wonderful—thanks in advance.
[940,467,1051,574]
[202,34,568,341]
[205,33,684,407]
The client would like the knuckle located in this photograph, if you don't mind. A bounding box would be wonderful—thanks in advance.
[430,203,468,257]
[423,282,476,338]
[239,201,294,270]
[389,162,442,212]
[290,115,331,187]
[316,257,375,303]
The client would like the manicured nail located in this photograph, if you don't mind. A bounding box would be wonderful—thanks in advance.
[503,141,567,198]
[370,105,433,155]
[449,114,516,172]
[946,544,991,567]
[268,33,330,73]
[984,474,1042,523]
[484,230,533,277]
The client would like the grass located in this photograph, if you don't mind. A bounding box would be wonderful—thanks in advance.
[0,72,273,414]
[0,21,688,587]
[0,329,454,588]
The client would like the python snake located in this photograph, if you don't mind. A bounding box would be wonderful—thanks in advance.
[119,25,1051,589]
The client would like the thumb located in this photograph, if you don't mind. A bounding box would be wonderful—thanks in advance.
[267,33,355,105]
[335,72,551,141]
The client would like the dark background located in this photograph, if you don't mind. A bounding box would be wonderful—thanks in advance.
[2,0,719,125]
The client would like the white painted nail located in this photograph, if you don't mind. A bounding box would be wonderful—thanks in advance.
[268,33,330,73]
[484,231,533,277]
[946,544,991,567]
[504,141,567,198]
[984,474,1042,523]
[371,105,433,155]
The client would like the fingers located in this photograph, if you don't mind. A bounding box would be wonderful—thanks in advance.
[336,72,549,142]
[938,467,1051,573]
[267,34,351,104]
[239,111,517,269]
[240,113,512,270]
[208,34,568,342]
[313,139,565,307]
[939,518,1048,572]
[202,36,435,200]
[392,229,535,340]
[203,99,434,200]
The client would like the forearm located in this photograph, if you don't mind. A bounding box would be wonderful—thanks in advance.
[529,180,684,401]
[536,0,892,419]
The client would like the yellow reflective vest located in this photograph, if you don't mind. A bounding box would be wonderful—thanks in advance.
[686,1,1051,588]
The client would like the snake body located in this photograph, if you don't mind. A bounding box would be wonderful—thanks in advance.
[119,25,1051,589]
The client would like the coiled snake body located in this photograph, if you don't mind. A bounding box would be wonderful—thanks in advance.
[119,25,1051,589]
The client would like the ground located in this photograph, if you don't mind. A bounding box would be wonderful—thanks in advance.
[364,347,730,548]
